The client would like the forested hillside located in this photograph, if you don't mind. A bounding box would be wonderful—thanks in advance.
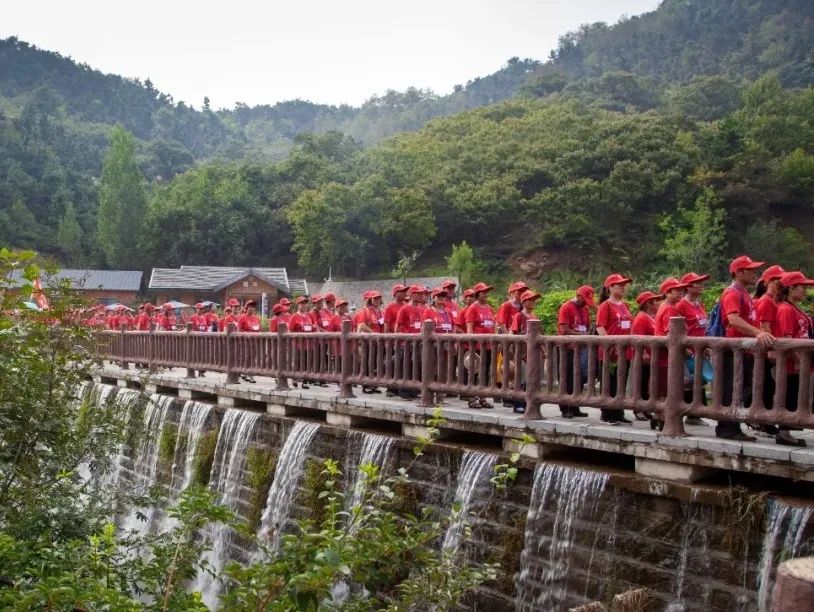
[1,0,813,280]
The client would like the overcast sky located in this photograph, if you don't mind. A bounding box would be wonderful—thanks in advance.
[3,0,661,110]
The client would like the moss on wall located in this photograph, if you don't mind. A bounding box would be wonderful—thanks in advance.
[193,430,218,487]
[298,457,338,524]
[246,446,278,530]
[158,423,179,470]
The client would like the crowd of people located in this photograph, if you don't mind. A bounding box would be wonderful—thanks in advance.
[89,255,814,446]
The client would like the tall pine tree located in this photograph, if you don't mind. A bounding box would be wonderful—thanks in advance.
[97,127,145,268]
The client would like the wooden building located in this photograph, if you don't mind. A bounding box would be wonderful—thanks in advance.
[7,269,143,305]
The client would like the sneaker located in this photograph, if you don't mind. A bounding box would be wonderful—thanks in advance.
[684,416,706,426]
[513,405,526,414]
[573,409,589,418]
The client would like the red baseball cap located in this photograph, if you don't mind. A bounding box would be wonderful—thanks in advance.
[471,282,493,294]
[228,298,240,307]
[659,277,688,295]
[759,265,786,283]
[143,303,155,311]
[162,302,174,310]
[680,272,710,285]
[462,288,475,298]
[323,292,336,303]
[295,296,309,304]
[194,302,205,309]
[431,287,448,298]
[780,271,814,287]
[409,284,430,294]
[636,291,662,307]
[363,290,382,300]
[520,290,541,303]
[310,294,323,303]
[335,298,349,307]
[442,280,457,289]
[245,299,257,307]
[272,304,284,314]
[508,281,529,294]
[391,283,408,296]
[278,297,292,306]
[603,273,632,289]
[576,285,595,307]
[729,255,764,274]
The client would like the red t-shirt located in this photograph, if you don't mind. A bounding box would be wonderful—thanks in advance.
[676,298,708,337]
[465,302,496,335]
[445,298,459,320]
[395,303,424,334]
[754,294,780,336]
[596,300,631,362]
[107,315,120,330]
[353,306,384,333]
[156,313,175,331]
[423,306,455,333]
[317,308,334,331]
[238,314,261,332]
[496,300,521,330]
[455,304,470,332]
[269,313,291,332]
[557,300,591,334]
[631,311,656,361]
[288,312,315,333]
[135,313,152,331]
[219,314,239,331]
[721,285,757,338]
[204,312,219,330]
[510,310,537,335]
[776,302,812,373]
[654,301,683,365]
[383,301,405,332]
[190,313,208,332]
[326,313,350,332]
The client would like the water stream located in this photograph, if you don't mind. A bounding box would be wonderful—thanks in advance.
[442,450,496,555]
[170,400,214,492]
[516,463,609,611]
[193,408,261,609]
[257,421,320,553]
[344,431,396,511]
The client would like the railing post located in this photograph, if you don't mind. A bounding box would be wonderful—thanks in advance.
[225,322,238,384]
[524,320,543,419]
[275,322,290,391]
[339,319,354,398]
[148,322,157,373]
[662,317,688,437]
[418,321,436,407]
[185,322,196,379]
[118,323,130,370]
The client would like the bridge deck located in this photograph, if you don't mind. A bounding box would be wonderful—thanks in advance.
[95,364,814,483]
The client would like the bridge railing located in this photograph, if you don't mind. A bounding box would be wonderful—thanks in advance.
[98,318,814,436]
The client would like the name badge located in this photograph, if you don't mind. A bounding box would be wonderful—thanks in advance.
[576,325,587,332]
[441,323,452,331]
[378,318,384,325]
[620,320,631,330]
[198,325,206,332]
[322,319,330,327]
[252,325,259,331]
[483,320,494,327]
[303,325,312,331]
[698,317,708,327]
[413,321,421,329]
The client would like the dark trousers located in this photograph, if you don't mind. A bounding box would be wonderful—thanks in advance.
[716,351,753,436]
[558,348,586,415]
[600,361,626,421]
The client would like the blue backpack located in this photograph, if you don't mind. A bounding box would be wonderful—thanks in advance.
[705,300,725,337]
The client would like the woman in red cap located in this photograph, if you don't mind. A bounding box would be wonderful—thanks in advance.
[423,287,455,334]
[156,303,177,331]
[353,290,384,394]
[135,303,154,331]
[455,288,476,333]
[190,303,208,332]
[268,303,287,332]
[219,306,239,332]
[237,300,260,382]
[631,290,662,421]
[288,296,317,389]
[395,285,429,334]
[676,272,710,337]
[441,280,459,319]
[384,284,408,333]
[774,271,814,447]
[596,273,633,424]
[753,264,786,429]
[465,282,497,409]
[653,278,691,428]
[509,290,542,414]
[496,281,528,334]
[555,285,594,418]
[328,298,351,331]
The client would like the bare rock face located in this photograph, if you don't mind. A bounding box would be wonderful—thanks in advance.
[772,557,814,612]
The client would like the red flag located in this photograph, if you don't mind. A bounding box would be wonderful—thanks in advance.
[31,278,50,310]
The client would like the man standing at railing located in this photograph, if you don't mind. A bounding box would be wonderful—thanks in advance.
[465,282,497,409]
[269,303,288,332]
[156,303,176,331]
[717,255,776,442]
[135,303,154,331]
[556,286,594,418]
[353,290,384,395]
[190,303,209,332]
[442,280,459,319]
[394,285,428,400]
[455,288,475,333]
[289,296,317,389]
[384,284,408,333]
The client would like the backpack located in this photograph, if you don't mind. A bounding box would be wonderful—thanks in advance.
[705,300,725,337]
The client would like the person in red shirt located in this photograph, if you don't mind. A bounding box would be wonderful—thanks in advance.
[631,291,662,421]
[441,280,459,319]
[455,288,476,333]
[190,303,208,332]
[308,295,324,329]
[654,277,689,423]
[323,292,336,315]
[384,284,408,332]
[106,308,120,331]
[752,264,786,425]
[465,282,497,409]
[496,281,528,333]
[676,272,710,337]
[717,255,776,441]
[134,304,153,331]
[287,296,317,389]
[269,303,289,332]
[596,273,633,424]
[237,300,260,382]
[352,291,384,394]
[202,303,219,332]
[507,290,541,414]
[555,285,594,418]
[423,287,455,334]
[219,307,239,331]
[327,299,351,331]
[156,304,176,331]
[775,271,814,447]
[395,285,428,334]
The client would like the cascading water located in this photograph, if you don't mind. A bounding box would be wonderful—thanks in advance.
[257,421,320,553]
[666,504,714,612]
[344,431,396,511]
[170,400,213,492]
[104,386,142,489]
[516,463,608,611]
[442,450,496,555]
[193,408,261,609]
[118,393,175,534]
[756,498,813,611]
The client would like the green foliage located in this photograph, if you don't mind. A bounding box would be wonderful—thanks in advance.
[97,127,146,268]
[56,202,83,266]
[743,219,814,271]
[245,447,277,530]
[193,430,218,487]
[158,422,179,469]
[534,290,578,333]
[446,241,486,290]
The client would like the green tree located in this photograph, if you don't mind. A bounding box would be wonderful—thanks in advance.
[743,219,814,271]
[97,127,146,268]
[660,188,728,277]
[446,241,483,289]
[56,202,82,266]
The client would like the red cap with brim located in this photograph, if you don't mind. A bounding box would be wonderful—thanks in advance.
[759,265,786,283]
[228,298,240,307]
[323,293,336,302]
[659,278,688,295]
[471,282,493,294]
[336,299,349,307]
[729,255,764,274]
[603,274,632,289]
[392,284,408,296]
[509,281,529,294]
[680,272,710,285]
[296,296,309,304]
[520,290,541,303]
[272,304,284,314]
[278,298,292,306]
[780,271,814,287]
[442,280,456,289]
[576,285,595,307]
[310,294,323,303]
[636,291,662,307]
[245,299,257,307]
[431,287,448,298]
[462,289,475,298]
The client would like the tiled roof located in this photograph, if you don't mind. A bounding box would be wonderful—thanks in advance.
[149,266,290,293]
[317,276,459,310]
[8,269,142,291]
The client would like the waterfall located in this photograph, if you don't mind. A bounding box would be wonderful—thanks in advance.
[756,498,813,611]
[344,431,396,511]
[257,421,320,553]
[104,387,142,488]
[666,504,714,612]
[170,400,213,493]
[118,393,175,534]
[516,463,609,611]
[193,408,261,609]
[442,450,496,555]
